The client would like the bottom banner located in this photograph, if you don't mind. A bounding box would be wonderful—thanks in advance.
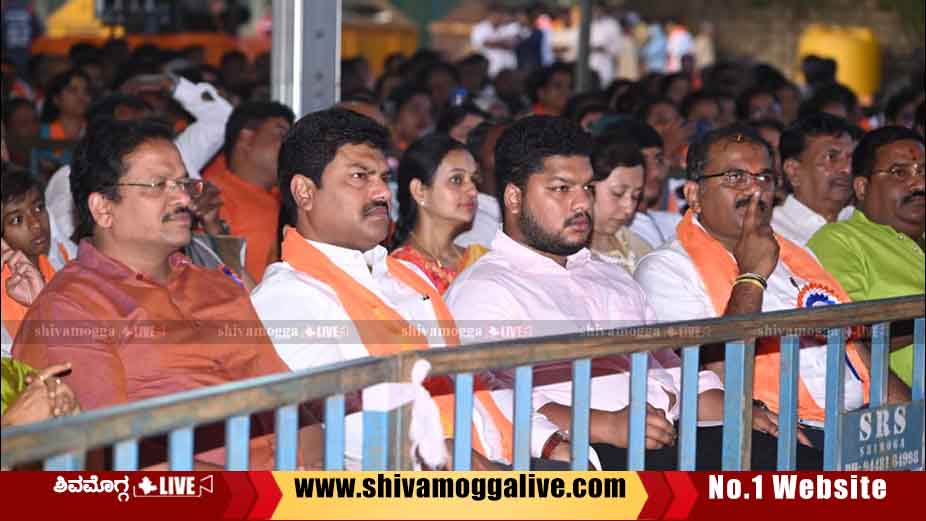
[0,471,922,520]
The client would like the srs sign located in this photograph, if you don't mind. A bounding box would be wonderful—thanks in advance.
[841,400,924,470]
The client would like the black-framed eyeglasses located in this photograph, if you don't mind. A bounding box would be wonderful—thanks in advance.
[873,163,925,181]
[699,168,777,190]
[116,178,205,197]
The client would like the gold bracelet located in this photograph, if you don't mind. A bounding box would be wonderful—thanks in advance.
[733,277,766,291]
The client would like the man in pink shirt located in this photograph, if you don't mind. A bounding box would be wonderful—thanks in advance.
[446,116,798,469]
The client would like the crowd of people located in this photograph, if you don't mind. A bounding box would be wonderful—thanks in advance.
[1,3,924,471]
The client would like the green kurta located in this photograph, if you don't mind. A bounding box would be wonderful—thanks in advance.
[808,209,925,387]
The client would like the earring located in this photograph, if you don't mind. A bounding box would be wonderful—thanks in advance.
[418,200,426,207]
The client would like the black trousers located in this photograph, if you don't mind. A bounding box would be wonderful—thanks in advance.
[591,426,824,470]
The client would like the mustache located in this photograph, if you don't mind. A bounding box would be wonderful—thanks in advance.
[734,195,768,212]
[162,206,193,222]
[362,200,389,216]
[902,190,926,204]
[564,211,592,226]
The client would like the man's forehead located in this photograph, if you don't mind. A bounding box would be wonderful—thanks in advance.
[537,155,593,179]
[123,139,185,172]
[707,139,771,168]
[875,139,925,163]
[333,143,388,169]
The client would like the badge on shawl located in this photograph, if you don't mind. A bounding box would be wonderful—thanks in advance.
[796,282,841,308]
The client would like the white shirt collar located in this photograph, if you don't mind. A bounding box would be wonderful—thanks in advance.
[773,195,855,245]
[306,239,389,280]
[490,230,592,273]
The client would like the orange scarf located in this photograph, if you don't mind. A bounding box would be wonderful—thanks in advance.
[676,210,870,421]
[2,255,58,340]
[281,227,514,462]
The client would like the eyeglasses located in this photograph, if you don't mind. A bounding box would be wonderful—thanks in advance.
[699,168,777,190]
[116,178,205,197]
[873,163,925,181]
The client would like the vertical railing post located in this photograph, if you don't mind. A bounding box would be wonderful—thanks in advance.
[678,346,700,470]
[324,395,346,470]
[722,340,755,470]
[628,352,648,470]
[823,328,847,470]
[275,405,299,470]
[570,359,592,470]
[777,335,800,470]
[453,373,474,471]
[513,365,534,470]
[869,323,891,407]
[168,427,194,471]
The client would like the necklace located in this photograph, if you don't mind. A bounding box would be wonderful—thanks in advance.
[408,231,463,271]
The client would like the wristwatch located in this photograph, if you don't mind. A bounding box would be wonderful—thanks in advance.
[542,431,569,459]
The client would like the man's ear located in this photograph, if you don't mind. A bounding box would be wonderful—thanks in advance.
[853,176,868,204]
[683,180,702,214]
[782,158,801,190]
[88,193,114,230]
[290,174,316,214]
[503,183,522,215]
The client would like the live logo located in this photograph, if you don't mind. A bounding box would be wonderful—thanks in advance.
[136,476,199,497]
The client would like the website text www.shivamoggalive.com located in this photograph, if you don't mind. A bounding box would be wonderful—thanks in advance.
[293,473,626,501]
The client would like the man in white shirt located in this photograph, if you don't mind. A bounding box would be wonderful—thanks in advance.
[251,108,570,470]
[44,75,233,256]
[446,115,737,469]
[470,4,520,78]
[772,113,857,245]
[635,125,908,461]
[589,7,622,87]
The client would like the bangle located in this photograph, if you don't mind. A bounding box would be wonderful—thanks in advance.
[734,277,766,291]
[737,272,768,287]
[542,431,569,459]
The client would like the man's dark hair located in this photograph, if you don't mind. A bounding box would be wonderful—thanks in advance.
[851,125,924,179]
[750,118,785,137]
[1,161,44,209]
[526,62,572,103]
[596,117,664,150]
[86,93,152,125]
[799,82,858,120]
[686,124,775,181]
[341,89,379,106]
[884,86,921,124]
[70,118,175,242]
[562,91,608,123]
[634,97,677,123]
[592,138,645,182]
[680,90,719,120]
[223,101,295,163]
[277,108,392,228]
[384,83,429,121]
[736,86,779,121]
[779,112,853,162]
[493,115,593,204]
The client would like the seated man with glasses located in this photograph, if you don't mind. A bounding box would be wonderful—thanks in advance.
[13,119,315,469]
[635,125,908,460]
[809,126,925,388]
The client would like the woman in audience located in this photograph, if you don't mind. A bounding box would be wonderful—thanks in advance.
[391,134,487,293]
[589,138,652,273]
[36,69,92,176]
